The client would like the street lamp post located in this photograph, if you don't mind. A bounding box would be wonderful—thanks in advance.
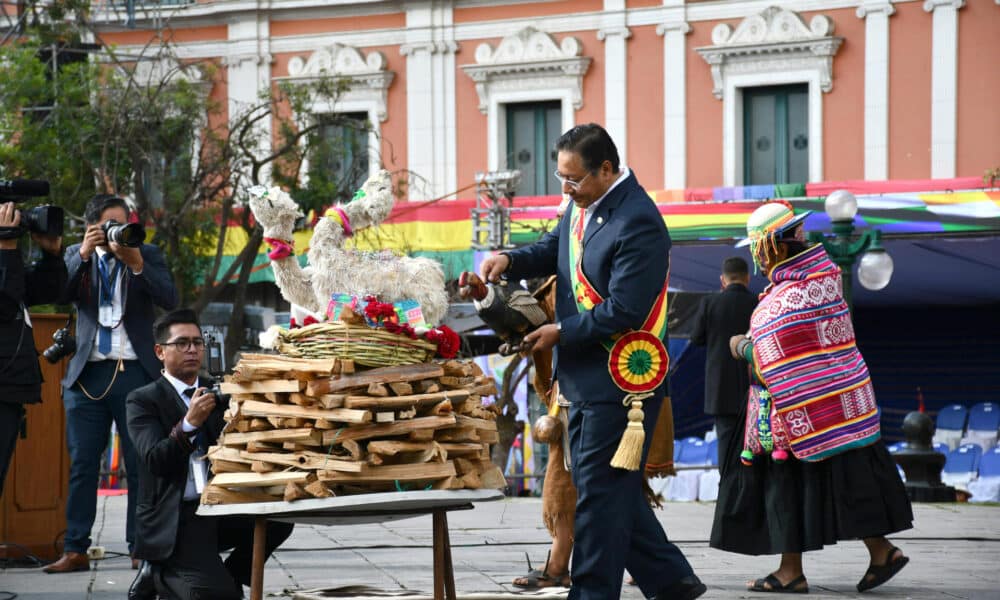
[807,190,894,311]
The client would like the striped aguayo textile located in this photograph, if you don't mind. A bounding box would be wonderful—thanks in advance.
[748,244,881,462]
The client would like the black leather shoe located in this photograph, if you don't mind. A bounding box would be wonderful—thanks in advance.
[128,560,158,600]
[654,574,707,600]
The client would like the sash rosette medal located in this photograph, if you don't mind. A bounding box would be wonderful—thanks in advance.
[567,202,670,470]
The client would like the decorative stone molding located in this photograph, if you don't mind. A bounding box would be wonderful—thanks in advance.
[222,53,273,68]
[461,26,592,114]
[281,44,395,122]
[656,21,692,36]
[597,26,632,41]
[923,0,965,11]
[857,1,896,19]
[695,6,843,99]
[399,40,459,56]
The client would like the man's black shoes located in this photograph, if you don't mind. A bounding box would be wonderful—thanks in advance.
[654,574,707,600]
[128,560,158,600]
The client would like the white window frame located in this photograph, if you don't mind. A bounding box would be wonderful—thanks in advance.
[461,26,591,172]
[277,43,394,180]
[696,7,843,186]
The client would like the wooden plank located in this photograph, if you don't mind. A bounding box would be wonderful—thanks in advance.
[415,380,440,394]
[455,415,498,431]
[284,481,311,502]
[210,471,310,488]
[477,430,499,444]
[288,393,316,407]
[374,412,395,423]
[397,407,417,420]
[344,390,469,410]
[220,428,322,447]
[366,440,437,456]
[388,381,413,396]
[220,380,303,394]
[201,485,277,505]
[240,399,371,424]
[321,415,456,445]
[480,465,507,489]
[317,461,456,483]
[251,461,275,473]
[211,460,252,473]
[366,383,389,397]
[318,394,345,409]
[246,441,281,453]
[310,363,445,395]
[437,442,487,454]
[440,360,474,377]
[304,480,335,498]
[439,376,475,388]
[238,450,362,473]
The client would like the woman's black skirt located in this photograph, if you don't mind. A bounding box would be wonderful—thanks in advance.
[710,406,914,556]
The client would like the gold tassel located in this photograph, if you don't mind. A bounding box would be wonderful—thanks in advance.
[610,392,653,471]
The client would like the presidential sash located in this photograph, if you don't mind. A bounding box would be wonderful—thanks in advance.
[567,202,670,393]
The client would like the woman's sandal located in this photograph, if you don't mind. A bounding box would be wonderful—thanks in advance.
[857,546,909,592]
[511,552,571,590]
[748,574,809,594]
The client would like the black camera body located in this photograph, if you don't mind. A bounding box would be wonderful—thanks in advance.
[206,382,231,407]
[101,220,146,248]
[0,178,63,240]
[43,323,77,364]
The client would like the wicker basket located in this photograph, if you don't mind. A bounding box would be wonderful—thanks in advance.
[274,322,437,367]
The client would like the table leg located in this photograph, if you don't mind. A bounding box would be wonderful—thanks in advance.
[251,517,267,600]
[432,510,456,600]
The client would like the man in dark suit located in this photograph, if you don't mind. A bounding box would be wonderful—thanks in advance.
[690,257,757,466]
[126,309,293,599]
[481,124,705,600]
[45,194,178,573]
[0,201,66,497]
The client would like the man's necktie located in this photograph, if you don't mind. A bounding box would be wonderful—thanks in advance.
[97,253,117,354]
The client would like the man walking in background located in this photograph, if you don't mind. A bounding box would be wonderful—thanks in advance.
[690,256,757,466]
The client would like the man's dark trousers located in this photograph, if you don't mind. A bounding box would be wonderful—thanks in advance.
[62,359,148,554]
[158,501,293,599]
[567,395,696,600]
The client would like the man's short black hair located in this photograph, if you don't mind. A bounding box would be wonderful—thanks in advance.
[722,256,750,278]
[84,194,130,225]
[555,123,620,173]
[153,309,201,344]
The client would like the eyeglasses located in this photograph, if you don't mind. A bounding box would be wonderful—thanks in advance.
[553,170,592,191]
[161,337,206,351]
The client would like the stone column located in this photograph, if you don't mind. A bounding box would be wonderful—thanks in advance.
[599,0,631,164]
[657,0,690,189]
[923,0,965,179]
[857,1,895,181]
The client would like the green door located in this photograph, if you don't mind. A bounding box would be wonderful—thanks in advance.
[506,101,562,196]
[743,85,808,185]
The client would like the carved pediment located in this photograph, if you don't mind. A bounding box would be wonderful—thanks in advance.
[282,44,394,122]
[696,6,843,98]
[461,27,591,114]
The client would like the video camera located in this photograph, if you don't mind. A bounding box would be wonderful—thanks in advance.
[0,179,64,240]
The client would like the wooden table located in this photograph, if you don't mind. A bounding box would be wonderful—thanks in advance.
[197,489,503,600]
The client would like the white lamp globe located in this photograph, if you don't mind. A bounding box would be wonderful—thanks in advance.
[825,190,858,222]
[858,249,894,291]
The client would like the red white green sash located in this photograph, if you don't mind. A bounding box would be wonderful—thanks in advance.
[567,202,670,393]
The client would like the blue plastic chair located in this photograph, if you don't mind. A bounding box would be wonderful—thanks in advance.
[979,447,1000,479]
[887,442,905,454]
[945,444,984,475]
[705,438,719,467]
[933,442,950,455]
[936,404,969,432]
[968,402,1000,433]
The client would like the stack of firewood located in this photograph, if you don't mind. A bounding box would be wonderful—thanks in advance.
[201,354,506,504]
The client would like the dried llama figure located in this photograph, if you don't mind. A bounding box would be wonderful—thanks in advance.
[247,170,448,325]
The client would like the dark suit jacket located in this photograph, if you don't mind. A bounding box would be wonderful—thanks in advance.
[505,170,671,404]
[0,248,67,404]
[126,376,226,561]
[61,242,178,388]
[690,283,758,416]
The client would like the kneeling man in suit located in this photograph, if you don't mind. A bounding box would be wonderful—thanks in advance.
[126,309,293,599]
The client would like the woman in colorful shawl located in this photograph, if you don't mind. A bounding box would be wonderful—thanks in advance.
[710,201,913,594]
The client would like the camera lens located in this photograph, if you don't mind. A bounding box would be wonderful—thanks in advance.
[102,220,146,248]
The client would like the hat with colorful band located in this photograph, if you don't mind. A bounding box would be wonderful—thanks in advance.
[736,200,811,269]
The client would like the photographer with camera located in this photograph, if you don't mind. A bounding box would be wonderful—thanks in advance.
[0,200,67,497]
[45,194,178,574]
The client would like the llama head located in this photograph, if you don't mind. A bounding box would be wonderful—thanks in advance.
[247,185,303,241]
[339,169,395,232]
